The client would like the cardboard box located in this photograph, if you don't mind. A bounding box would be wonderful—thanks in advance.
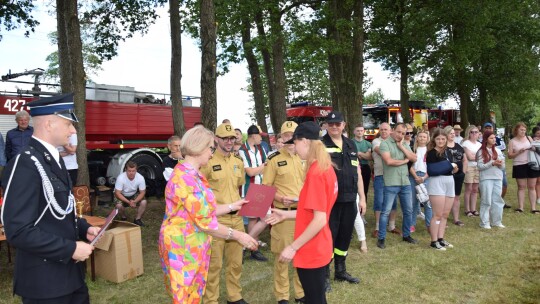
[90,221,144,283]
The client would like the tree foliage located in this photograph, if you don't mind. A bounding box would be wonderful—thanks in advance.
[0,0,39,40]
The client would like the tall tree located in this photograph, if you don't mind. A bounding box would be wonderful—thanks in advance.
[170,0,185,136]
[56,0,89,185]
[200,0,217,130]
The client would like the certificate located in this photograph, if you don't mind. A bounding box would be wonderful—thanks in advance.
[238,184,277,218]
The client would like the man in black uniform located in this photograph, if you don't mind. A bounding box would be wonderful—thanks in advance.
[1,93,99,304]
[322,111,366,288]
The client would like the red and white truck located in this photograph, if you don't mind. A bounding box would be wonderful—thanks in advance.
[1,72,201,195]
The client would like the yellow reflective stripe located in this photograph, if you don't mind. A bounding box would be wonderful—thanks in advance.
[334,248,347,256]
[326,148,341,153]
[351,160,358,167]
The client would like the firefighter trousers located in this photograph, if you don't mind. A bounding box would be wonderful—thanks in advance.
[271,219,304,300]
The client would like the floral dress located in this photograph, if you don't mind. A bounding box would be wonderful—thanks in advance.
[158,161,218,304]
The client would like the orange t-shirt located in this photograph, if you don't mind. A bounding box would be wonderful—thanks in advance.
[293,161,337,269]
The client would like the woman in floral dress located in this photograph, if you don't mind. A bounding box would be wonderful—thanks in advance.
[158,126,258,304]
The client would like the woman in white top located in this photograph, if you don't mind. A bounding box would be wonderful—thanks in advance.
[409,130,431,231]
[507,122,540,213]
[461,125,482,217]
[532,126,540,206]
[477,131,506,228]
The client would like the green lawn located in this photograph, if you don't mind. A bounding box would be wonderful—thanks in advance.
[1,162,539,304]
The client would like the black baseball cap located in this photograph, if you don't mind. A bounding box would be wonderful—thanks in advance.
[247,125,268,136]
[284,121,321,144]
[326,111,344,123]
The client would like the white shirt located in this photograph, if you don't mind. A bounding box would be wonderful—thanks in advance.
[115,172,146,197]
[413,146,427,173]
[240,143,265,196]
[455,135,464,144]
[461,140,482,167]
[33,136,61,168]
[58,134,78,170]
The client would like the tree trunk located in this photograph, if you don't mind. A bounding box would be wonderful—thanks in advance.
[200,0,217,131]
[61,0,89,186]
[170,0,185,137]
[241,12,267,133]
[327,0,364,134]
[396,0,411,123]
[255,10,277,131]
[56,0,72,92]
[477,82,490,127]
[269,4,287,131]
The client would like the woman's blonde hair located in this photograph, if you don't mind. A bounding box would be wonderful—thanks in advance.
[180,126,214,157]
[304,139,332,174]
[464,124,478,141]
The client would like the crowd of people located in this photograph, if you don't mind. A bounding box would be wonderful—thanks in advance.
[1,95,540,304]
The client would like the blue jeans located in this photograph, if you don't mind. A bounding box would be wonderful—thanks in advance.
[373,175,397,212]
[378,185,413,239]
[409,172,433,227]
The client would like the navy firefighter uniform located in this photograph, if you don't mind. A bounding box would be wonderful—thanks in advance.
[1,93,96,304]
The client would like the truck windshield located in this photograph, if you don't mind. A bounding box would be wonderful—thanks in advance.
[362,108,388,129]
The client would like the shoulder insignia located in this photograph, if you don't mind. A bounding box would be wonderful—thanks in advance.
[268,151,280,160]
[234,154,243,161]
[212,165,222,171]
[277,160,287,167]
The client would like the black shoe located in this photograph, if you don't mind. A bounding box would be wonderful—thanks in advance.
[278,300,289,304]
[377,239,385,249]
[402,235,418,244]
[133,219,144,226]
[227,299,248,304]
[335,271,360,284]
[503,204,512,209]
[250,250,268,262]
[295,297,305,303]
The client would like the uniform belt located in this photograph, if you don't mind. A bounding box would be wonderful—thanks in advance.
[276,207,297,211]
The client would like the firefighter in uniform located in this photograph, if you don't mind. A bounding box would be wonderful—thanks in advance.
[201,123,249,304]
[1,93,99,304]
[263,121,306,303]
[322,111,366,288]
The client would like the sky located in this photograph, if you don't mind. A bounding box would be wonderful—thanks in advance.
[0,3,401,131]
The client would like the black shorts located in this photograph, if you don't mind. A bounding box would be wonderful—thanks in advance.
[512,164,540,179]
[453,172,465,196]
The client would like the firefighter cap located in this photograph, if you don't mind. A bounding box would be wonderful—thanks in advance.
[326,111,344,123]
[284,121,320,144]
[280,121,298,134]
[215,123,236,138]
[28,93,79,122]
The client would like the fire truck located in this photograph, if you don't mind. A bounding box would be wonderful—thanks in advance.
[0,70,201,195]
[426,108,461,130]
[286,101,429,141]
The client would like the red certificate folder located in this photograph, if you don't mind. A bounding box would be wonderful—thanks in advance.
[238,184,277,218]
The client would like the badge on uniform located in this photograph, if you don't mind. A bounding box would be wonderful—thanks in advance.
[212,165,222,171]
[351,160,358,167]
[43,152,51,162]
[277,161,287,167]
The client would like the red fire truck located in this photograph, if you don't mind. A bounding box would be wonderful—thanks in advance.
[427,108,461,130]
[1,72,201,195]
[286,102,332,124]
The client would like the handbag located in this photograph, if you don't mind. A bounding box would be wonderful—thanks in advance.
[427,150,453,176]
[527,137,540,171]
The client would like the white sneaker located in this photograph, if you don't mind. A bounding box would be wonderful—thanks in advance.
[493,224,506,228]
[431,242,446,251]
[417,212,425,220]
[480,224,492,229]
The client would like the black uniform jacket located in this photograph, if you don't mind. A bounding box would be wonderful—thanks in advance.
[322,133,359,203]
[1,138,91,299]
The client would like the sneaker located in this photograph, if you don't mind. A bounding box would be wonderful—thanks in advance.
[377,239,385,249]
[479,224,492,229]
[410,226,416,233]
[438,239,454,248]
[133,219,144,227]
[402,236,418,244]
[417,212,425,220]
[493,224,506,228]
[431,241,446,251]
[250,250,268,262]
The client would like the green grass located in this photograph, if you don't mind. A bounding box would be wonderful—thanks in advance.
[1,162,539,304]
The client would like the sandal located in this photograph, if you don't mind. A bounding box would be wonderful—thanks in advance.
[472,211,480,216]
[532,210,540,214]
[515,208,524,213]
[454,221,465,226]
[465,211,473,217]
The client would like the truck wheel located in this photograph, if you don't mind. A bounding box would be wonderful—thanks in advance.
[130,153,164,197]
